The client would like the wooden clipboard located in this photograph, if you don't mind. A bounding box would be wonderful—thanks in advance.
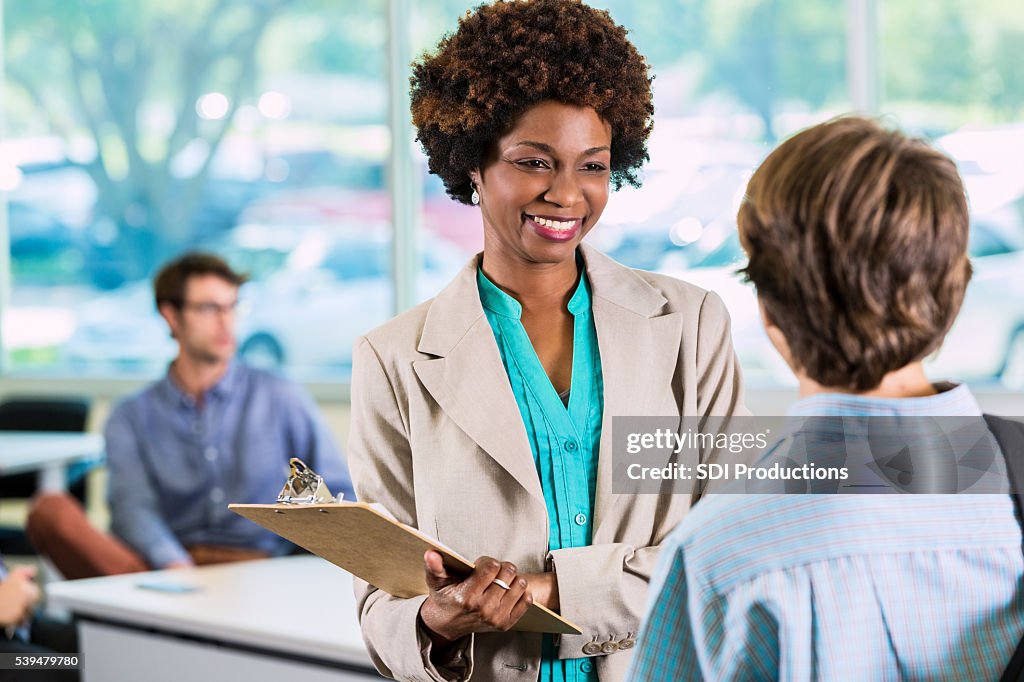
[230,501,581,635]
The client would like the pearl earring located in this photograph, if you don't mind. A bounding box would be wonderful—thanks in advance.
[471,187,480,205]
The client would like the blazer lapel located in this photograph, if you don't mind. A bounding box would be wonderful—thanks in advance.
[412,246,686,520]
[413,258,545,504]
[581,245,686,529]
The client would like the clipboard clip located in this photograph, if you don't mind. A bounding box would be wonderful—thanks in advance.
[277,458,344,504]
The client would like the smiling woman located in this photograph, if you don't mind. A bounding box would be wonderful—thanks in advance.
[473,102,611,270]
[345,2,749,682]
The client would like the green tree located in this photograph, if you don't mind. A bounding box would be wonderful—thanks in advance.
[598,0,706,69]
[696,0,845,142]
[882,0,978,107]
[988,28,1024,119]
[4,0,288,283]
[272,0,387,79]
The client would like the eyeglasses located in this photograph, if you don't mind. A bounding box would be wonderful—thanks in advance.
[180,300,240,317]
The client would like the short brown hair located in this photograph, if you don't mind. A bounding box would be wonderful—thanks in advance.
[410,0,654,205]
[737,116,972,392]
[153,252,248,310]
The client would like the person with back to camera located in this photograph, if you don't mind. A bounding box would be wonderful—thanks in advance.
[346,1,748,681]
[627,117,1024,681]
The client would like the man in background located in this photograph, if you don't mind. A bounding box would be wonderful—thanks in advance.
[28,252,353,577]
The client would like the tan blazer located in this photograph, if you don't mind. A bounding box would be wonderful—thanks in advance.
[348,244,748,682]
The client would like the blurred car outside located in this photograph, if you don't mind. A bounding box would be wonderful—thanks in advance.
[4,140,96,288]
[238,164,482,258]
[588,134,762,271]
[60,279,177,374]
[25,121,1024,386]
[61,221,465,380]
[597,122,1024,390]
[236,224,463,375]
[658,195,1024,389]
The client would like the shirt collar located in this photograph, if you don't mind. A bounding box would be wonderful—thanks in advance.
[158,359,240,408]
[477,267,522,319]
[566,269,592,316]
[476,253,591,321]
[787,381,982,418]
[207,360,240,400]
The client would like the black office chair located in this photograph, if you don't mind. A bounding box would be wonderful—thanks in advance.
[0,396,91,555]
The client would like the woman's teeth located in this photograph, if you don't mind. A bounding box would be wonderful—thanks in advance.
[531,216,576,230]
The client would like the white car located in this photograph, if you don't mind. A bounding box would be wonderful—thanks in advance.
[928,204,1024,385]
[662,207,1024,389]
[236,227,464,378]
[62,280,176,373]
[62,224,465,379]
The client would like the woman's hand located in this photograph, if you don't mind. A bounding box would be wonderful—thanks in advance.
[0,565,40,627]
[418,551,533,644]
[521,571,559,612]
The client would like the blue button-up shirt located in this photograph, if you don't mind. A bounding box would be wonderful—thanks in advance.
[105,361,353,568]
[478,265,602,682]
[628,384,1024,681]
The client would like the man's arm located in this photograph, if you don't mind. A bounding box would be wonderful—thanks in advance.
[626,534,780,682]
[625,542,704,680]
[106,403,193,568]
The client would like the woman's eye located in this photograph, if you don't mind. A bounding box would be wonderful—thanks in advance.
[517,159,549,169]
[582,163,608,172]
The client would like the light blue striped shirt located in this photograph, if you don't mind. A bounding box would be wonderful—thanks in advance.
[627,384,1024,681]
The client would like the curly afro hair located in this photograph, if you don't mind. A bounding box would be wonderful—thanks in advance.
[410,0,654,205]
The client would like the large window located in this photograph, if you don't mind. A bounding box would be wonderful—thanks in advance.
[3,1,403,380]
[880,0,1024,388]
[585,0,849,386]
[2,0,1021,388]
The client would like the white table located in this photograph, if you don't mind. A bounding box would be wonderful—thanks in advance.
[0,432,103,491]
[47,555,378,682]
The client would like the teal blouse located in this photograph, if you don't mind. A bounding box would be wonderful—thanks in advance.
[477,264,603,682]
